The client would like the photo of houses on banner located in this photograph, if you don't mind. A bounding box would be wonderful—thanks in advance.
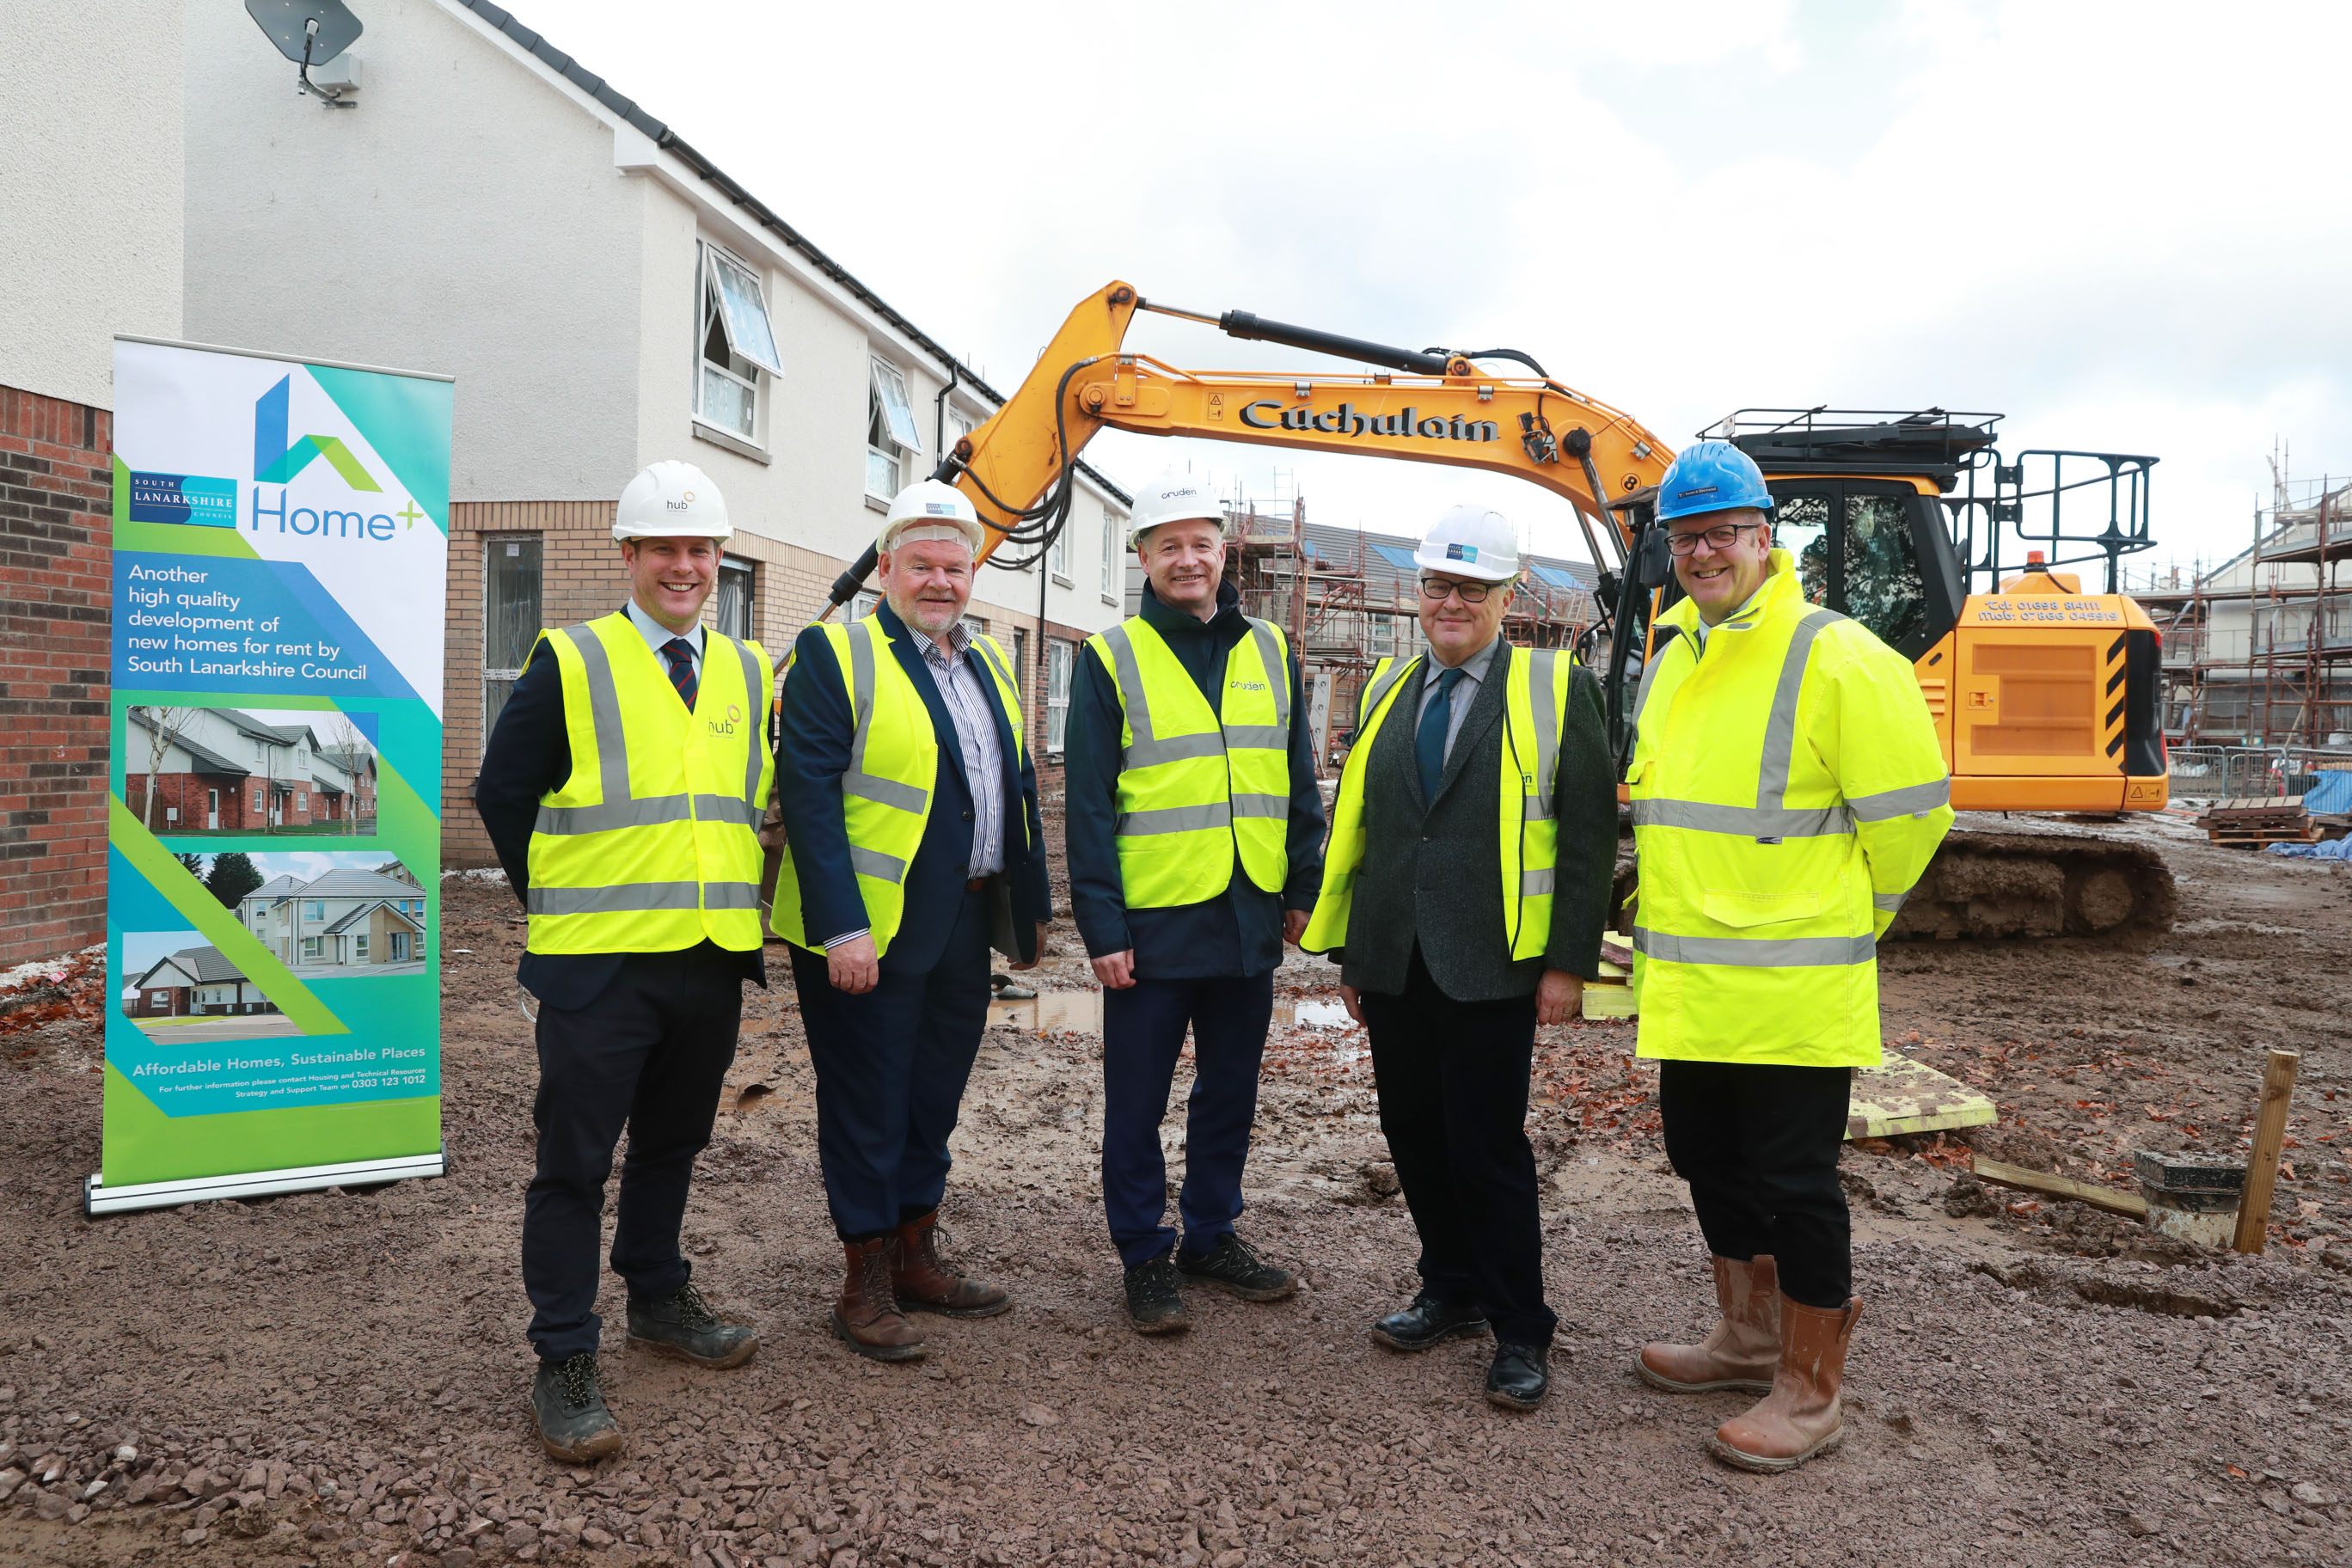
[124,704,378,836]
[120,852,429,1042]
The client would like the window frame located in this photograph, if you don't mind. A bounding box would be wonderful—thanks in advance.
[714,556,756,643]
[1050,521,1072,586]
[482,532,544,744]
[866,358,923,503]
[1045,639,1075,753]
[1099,510,1119,600]
[694,241,780,444]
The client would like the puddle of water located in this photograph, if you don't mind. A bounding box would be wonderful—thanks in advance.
[1288,999,1354,1030]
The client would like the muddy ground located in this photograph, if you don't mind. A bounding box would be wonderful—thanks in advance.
[3,807,2349,1568]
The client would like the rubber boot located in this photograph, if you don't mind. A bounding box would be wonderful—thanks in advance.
[830,1237,928,1362]
[892,1210,1011,1318]
[1707,1295,1859,1473]
[1637,1255,1780,1394]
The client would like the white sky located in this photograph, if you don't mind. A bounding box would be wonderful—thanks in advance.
[538,0,2349,580]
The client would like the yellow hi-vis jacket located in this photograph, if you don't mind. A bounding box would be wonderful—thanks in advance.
[1302,643,1577,960]
[524,612,775,955]
[1083,615,1291,909]
[1628,549,1953,1067]
[770,616,1027,956]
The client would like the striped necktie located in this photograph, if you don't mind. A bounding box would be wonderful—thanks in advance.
[661,637,698,709]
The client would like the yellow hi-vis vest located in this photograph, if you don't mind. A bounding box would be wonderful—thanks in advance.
[1302,642,1575,961]
[1628,549,1954,1069]
[1083,615,1291,909]
[769,616,1027,957]
[524,612,775,955]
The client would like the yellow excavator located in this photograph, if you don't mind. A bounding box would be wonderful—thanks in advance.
[821,282,2176,939]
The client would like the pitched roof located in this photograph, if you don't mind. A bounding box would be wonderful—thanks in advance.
[297,867,423,898]
[323,898,425,935]
[248,874,304,901]
[133,946,246,989]
[453,0,1130,508]
[126,711,250,777]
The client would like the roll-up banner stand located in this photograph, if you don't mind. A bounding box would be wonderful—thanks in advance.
[90,337,452,1216]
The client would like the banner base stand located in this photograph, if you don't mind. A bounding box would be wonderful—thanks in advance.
[85,1149,447,1217]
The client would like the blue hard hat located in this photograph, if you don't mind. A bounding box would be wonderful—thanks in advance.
[1656,440,1774,521]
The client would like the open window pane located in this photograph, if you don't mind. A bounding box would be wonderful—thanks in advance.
[871,359,924,455]
[708,251,782,375]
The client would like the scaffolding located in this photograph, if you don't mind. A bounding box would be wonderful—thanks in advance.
[2137,474,2352,754]
[1222,493,1597,768]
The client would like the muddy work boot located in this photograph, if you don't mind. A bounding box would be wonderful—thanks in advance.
[892,1210,1012,1319]
[530,1352,623,1463]
[1124,1253,1191,1335]
[1175,1233,1297,1302]
[1708,1296,1860,1473]
[831,1236,928,1362]
[627,1280,760,1369]
[1638,1255,1780,1394]
[1370,1293,1488,1353]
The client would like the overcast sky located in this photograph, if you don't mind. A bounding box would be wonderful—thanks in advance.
[541,0,2348,581]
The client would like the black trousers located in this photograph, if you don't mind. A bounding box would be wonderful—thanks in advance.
[522,943,743,1363]
[1100,972,1274,1267]
[1658,1059,1853,1309]
[791,886,990,1242]
[1360,948,1556,1347]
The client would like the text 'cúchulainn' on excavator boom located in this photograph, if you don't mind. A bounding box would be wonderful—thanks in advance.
[819,282,2177,940]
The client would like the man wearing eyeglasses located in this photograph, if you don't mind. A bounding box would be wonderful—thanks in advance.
[1626,441,1951,1473]
[1302,505,1616,1411]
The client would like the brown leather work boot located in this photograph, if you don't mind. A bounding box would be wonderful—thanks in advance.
[892,1210,1012,1319]
[1637,1255,1780,1394]
[1708,1295,1859,1473]
[830,1237,928,1363]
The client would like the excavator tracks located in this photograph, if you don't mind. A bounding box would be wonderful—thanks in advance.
[1887,826,2177,941]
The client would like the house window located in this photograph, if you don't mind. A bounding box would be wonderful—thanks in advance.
[253,787,265,812]
[695,242,781,441]
[1100,511,1118,597]
[714,557,756,641]
[960,615,987,642]
[1011,626,1031,702]
[484,534,543,738]
[390,931,411,962]
[302,936,321,959]
[1045,639,1075,752]
[304,900,325,919]
[867,358,923,501]
[1050,521,1072,585]
[851,591,879,621]
[353,934,369,961]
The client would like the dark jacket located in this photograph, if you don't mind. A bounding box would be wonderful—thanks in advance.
[1338,641,1614,1001]
[1065,579,1326,978]
[471,612,767,1012]
[775,600,1051,977]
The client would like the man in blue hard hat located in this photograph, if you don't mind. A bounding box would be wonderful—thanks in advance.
[1626,439,1951,1473]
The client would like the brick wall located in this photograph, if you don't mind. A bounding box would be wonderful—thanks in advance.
[0,385,111,966]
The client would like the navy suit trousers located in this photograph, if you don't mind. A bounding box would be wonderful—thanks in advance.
[1099,972,1274,1267]
[522,942,743,1363]
[1361,946,1557,1347]
[793,886,992,1240]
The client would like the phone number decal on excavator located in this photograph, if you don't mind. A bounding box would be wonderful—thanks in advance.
[1971,597,2122,624]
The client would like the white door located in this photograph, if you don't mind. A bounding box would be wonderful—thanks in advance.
[206,787,219,830]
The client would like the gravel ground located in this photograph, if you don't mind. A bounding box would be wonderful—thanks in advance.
[2,809,2349,1568]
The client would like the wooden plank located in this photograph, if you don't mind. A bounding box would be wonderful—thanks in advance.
[1970,1155,2149,1218]
[1848,1050,1998,1140]
[2232,1049,2300,1253]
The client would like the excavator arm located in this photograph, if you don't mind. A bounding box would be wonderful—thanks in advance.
[824,280,1677,608]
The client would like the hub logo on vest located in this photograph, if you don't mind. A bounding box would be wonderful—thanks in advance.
[708,702,743,738]
[248,376,423,542]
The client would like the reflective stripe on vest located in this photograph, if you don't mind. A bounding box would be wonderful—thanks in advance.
[1088,616,1290,908]
[524,615,773,955]
[769,618,1027,955]
[1302,644,1571,961]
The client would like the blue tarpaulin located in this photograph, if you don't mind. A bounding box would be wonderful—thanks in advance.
[2301,770,2352,814]
[2266,834,2352,861]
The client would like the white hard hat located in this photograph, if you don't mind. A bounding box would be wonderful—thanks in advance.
[615,460,731,542]
[1413,504,1521,583]
[879,480,985,554]
[1128,469,1227,548]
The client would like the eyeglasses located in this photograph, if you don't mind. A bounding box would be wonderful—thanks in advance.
[1418,575,1496,604]
[1665,523,1762,556]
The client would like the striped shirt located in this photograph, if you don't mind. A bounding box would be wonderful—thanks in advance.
[905,620,1007,879]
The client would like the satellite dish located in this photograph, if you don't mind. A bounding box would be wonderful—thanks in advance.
[245,0,363,66]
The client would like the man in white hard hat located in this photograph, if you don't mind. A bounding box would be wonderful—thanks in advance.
[772,479,1050,1363]
[474,459,774,1461]
[1302,504,1616,1410]
[1064,469,1326,1334]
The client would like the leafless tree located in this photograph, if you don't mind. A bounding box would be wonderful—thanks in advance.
[318,714,374,836]
[131,706,199,830]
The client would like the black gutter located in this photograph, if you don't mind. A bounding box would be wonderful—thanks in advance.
[456,0,1130,507]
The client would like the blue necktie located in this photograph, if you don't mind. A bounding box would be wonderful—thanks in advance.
[1416,665,1465,803]
[661,637,698,709]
